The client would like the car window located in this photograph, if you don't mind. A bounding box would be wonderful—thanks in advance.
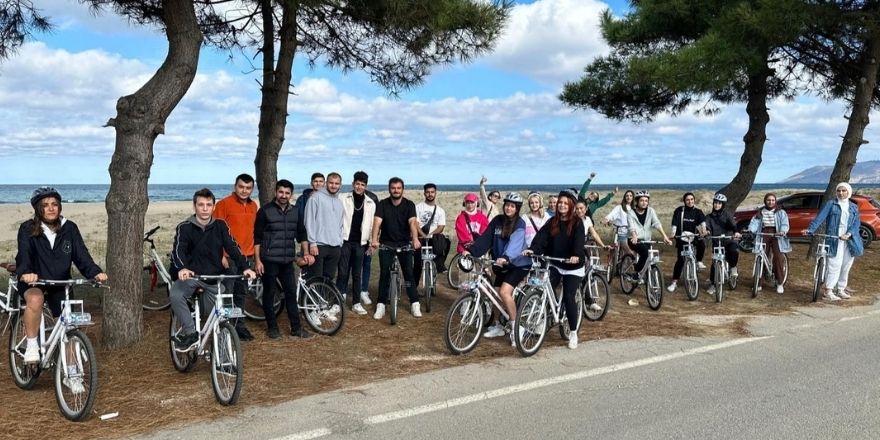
[870,198,880,210]
[780,196,809,209]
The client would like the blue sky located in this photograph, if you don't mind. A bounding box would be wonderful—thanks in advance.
[0,0,875,185]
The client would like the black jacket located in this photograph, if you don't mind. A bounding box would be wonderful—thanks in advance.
[171,216,246,276]
[529,218,585,271]
[15,219,102,280]
[254,200,299,264]
[705,209,736,236]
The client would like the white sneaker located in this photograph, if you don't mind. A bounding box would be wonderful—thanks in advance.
[373,303,385,320]
[352,303,368,315]
[837,290,851,300]
[510,329,517,347]
[707,285,716,295]
[588,303,602,312]
[697,262,707,270]
[360,291,373,305]
[63,376,85,394]
[776,284,784,294]
[411,302,422,318]
[568,332,578,349]
[666,281,677,292]
[23,344,39,364]
[484,324,505,338]
[729,267,738,278]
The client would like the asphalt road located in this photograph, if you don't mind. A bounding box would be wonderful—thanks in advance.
[141,302,880,440]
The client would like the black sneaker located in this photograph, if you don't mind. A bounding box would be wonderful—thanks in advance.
[290,327,313,339]
[237,327,255,342]
[173,332,198,350]
[267,326,281,340]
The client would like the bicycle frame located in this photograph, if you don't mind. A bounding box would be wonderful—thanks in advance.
[0,269,18,335]
[752,233,778,277]
[459,257,514,322]
[22,280,99,370]
[143,226,172,288]
[522,256,564,327]
[180,275,244,356]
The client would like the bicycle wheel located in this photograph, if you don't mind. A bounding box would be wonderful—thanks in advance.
[389,272,399,325]
[422,262,436,313]
[514,287,547,357]
[751,256,763,298]
[559,285,584,341]
[169,312,197,373]
[211,321,243,405]
[443,291,484,355]
[54,329,98,421]
[713,261,725,304]
[8,312,41,389]
[811,257,826,303]
[447,254,463,289]
[142,264,171,311]
[242,277,284,321]
[781,253,789,286]
[645,266,663,311]
[728,265,738,290]
[684,258,699,301]
[301,278,345,336]
[618,255,637,295]
[583,274,610,321]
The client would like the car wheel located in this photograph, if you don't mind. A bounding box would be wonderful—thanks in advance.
[859,224,873,248]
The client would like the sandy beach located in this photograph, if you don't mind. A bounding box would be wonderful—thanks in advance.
[1,187,877,267]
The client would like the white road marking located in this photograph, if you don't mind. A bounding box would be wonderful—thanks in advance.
[272,428,333,440]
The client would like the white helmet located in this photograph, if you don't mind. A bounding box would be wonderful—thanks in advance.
[713,193,728,203]
[634,190,650,201]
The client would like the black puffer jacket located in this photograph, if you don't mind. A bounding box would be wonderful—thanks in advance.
[15,219,102,280]
[254,200,299,264]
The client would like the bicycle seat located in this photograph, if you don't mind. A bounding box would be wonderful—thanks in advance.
[0,262,16,274]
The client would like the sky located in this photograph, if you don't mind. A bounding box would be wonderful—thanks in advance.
[0,0,876,185]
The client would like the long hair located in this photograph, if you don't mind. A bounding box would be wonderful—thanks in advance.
[527,192,545,217]
[620,190,634,212]
[549,194,577,237]
[31,199,62,237]
[500,202,521,239]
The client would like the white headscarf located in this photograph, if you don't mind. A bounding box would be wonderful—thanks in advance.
[836,182,852,204]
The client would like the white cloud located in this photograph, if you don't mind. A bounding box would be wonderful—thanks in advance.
[487,0,611,85]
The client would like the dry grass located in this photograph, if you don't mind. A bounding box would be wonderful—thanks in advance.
[0,241,876,439]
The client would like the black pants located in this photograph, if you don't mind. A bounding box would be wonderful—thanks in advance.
[308,245,341,280]
[224,255,253,331]
[337,241,366,304]
[672,239,706,279]
[378,247,419,304]
[709,240,740,281]
[632,242,651,274]
[549,268,582,331]
[261,261,302,331]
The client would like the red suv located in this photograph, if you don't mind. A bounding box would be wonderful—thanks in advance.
[734,192,879,248]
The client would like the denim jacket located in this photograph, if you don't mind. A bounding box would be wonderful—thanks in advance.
[806,199,864,258]
[748,209,791,253]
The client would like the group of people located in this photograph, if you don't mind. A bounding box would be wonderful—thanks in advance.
[12,176,864,365]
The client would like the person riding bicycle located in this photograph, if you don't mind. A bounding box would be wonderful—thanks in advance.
[803,182,863,301]
[523,191,551,247]
[15,187,108,392]
[603,190,636,258]
[170,188,256,349]
[524,189,586,350]
[454,193,489,253]
[465,192,531,345]
[625,191,673,282]
[704,193,741,296]
[747,193,791,294]
[667,192,708,293]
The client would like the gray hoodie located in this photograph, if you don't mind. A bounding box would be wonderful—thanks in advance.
[305,186,345,247]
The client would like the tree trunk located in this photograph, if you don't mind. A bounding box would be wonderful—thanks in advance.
[822,28,880,202]
[102,0,203,349]
[255,0,298,205]
[717,68,771,213]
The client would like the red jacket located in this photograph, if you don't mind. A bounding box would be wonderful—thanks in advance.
[214,193,258,256]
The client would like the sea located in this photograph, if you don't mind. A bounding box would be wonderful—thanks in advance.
[0,183,876,204]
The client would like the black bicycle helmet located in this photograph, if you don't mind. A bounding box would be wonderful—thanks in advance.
[30,186,61,208]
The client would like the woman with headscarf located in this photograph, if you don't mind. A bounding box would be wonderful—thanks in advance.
[667,192,707,293]
[804,182,863,301]
[747,193,791,294]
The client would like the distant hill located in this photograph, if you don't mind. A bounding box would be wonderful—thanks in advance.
[781,160,880,184]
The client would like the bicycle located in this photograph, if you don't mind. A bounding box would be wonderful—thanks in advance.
[142,226,172,311]
[168,274,247,405]
[378,244,414,325]
[8,278,107,421]
[750,232,790,298]
[601,224,629,279]
[514,254,584,357]
[707,235,738,303]
[295,266,345,335]
[619,240,665,311]
[582,245,611,321]
[419,236,437,313]
[674,232,700,301]
[807,233,839,303]
[0,263,19,336]
[443,255,519,355]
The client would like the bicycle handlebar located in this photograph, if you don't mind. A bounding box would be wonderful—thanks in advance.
[526,254,570,263]
[806,233,840,239]
[193,274,251,281]
[378,244,414,252]
[32,279,108,288]
[753,231,786,237]
[143,225,161,240]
